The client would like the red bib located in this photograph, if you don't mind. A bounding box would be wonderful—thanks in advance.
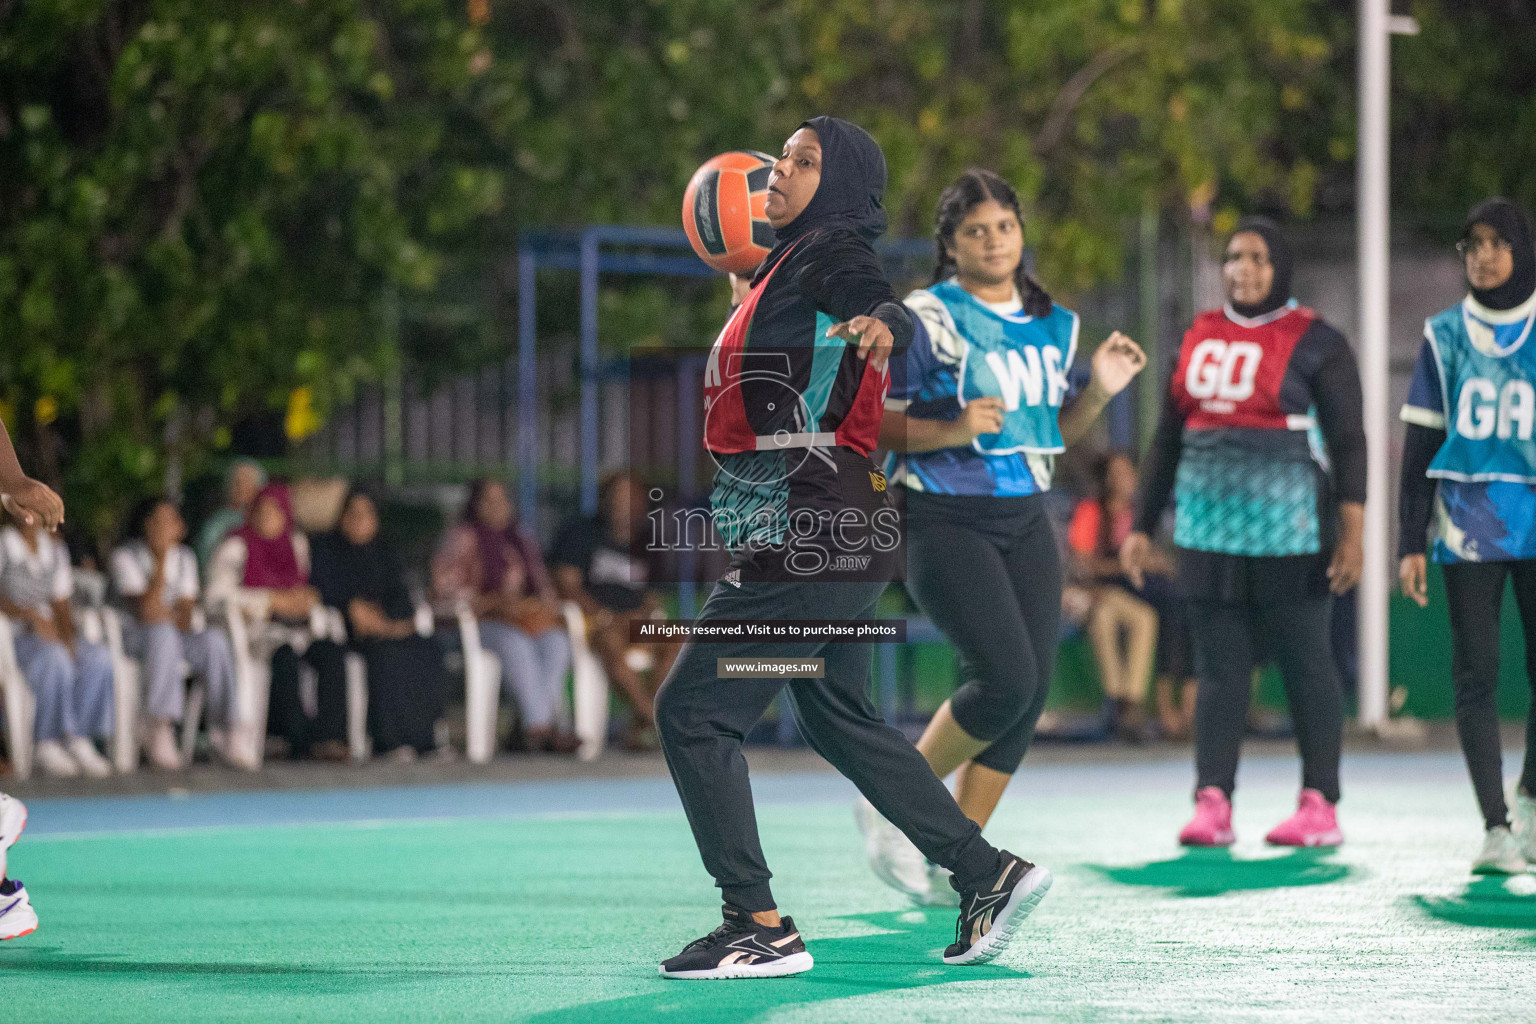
[1170,306,1317,431]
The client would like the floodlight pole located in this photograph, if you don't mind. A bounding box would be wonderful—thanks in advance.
[1357,3,1420,729]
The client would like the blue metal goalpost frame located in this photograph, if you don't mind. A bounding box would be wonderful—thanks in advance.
[514,224,941,526]
[515,222,1134,525]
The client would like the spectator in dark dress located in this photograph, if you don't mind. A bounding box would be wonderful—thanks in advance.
[551,471,681,746]
[311,489,449,761]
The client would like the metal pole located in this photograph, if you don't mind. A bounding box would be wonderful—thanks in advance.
[1356,0,1391,728]
[579,230,600,516]
[517,250,539,527]
[1137,204,1161,453]
[382,284,403,488]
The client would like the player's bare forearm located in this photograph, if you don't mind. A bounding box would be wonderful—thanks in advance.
[0,416,28,491]
[1058,380,1111,446]
[879,410,969,453]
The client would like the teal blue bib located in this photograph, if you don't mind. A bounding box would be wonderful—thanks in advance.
[1426,298,1536,484]
[928,280,1078,456]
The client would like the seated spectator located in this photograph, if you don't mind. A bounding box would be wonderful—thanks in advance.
[432,479,574,754]
[1068,452,1160,742]
[311,488,448,761]
[1069,451,1198,739]
[207,483,347,761]
[195,459,266,574]
[0,515,113,777]
[552,471,679,748]
[111,497,247,771]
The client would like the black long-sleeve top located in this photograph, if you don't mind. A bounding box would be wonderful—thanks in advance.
[736,226,913,444]
[1397,423,1444,558]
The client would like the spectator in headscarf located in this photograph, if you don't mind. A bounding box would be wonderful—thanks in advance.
[311,488,448,760]
[195,459,266,573]
[432,479,574,753]
[111,497,247,770]
[207,483,347,761]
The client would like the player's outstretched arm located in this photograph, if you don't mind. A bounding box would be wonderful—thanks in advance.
[0,418,63,531]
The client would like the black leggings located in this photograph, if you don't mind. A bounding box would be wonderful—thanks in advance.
[1187,597,1343,803]
[903,490,1060,775]
[1442,559,1536,830]
[267,640,347,756]
[655,573,1004,913]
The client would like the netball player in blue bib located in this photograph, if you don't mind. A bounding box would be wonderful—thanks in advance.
[856,169,1145,903]
[1399,198,1536,875]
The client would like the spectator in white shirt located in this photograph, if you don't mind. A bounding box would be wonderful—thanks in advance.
[111,497,246,771]
[0,518,113,778]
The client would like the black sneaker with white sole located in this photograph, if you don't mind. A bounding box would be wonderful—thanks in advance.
[943,850,1052,965]
[659,905,814,980]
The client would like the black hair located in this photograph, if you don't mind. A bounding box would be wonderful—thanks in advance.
[598,469,648,513]
[463,477,509,526]
[126,495,176,542]
[932,169,1052,318]
[1090,450,1135,555]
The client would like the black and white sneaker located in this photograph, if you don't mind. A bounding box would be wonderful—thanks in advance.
[659,905,814,980]
[943,851,1052,965]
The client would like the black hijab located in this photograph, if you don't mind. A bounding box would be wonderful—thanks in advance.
[759,115,888,274]
[311,487,412,621]
[1227,217,1294,319]
[1464,197,1536,312]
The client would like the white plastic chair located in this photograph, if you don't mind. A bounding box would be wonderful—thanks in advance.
[220,600,274,769]
[0,614,35,779]
[78,606,139,775]
[562,602,655,762]
[455,602,503,764]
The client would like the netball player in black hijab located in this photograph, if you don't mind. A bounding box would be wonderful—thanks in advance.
[1123,217,1366,850]
[1399,197,1536,874]
[655,117,1051,980]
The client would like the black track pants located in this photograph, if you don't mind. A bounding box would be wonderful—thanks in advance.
[655,575,1005,913]
[1187,597,1343,803]
[903,491,1061,774]
[1442,559,1536,830]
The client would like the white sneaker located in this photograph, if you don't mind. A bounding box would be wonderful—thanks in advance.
[66,736,113,779]
[34,739,79,778]
[1513,792,1536,864]
[0,794,26,880]
[1472,826,1527,875]
[144,721,182,771]
[208,727,258,771]
[923,860,961,907]
[854,797,931,901]
[0,879,37,940]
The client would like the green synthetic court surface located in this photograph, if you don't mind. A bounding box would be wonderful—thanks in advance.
[4,751,1535,1023]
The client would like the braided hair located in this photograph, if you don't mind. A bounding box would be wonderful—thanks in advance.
[932,169,1052,319]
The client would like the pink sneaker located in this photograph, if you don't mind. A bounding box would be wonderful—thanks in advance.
[1179,786,1236,846]
[1265,789,1343,847]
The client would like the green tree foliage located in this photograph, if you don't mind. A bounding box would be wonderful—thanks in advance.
[0,0,508,542]
[1,0,1528,541]
[1394,0,1536,232]
[503,0,1351,295]
[780,0,1353,293]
